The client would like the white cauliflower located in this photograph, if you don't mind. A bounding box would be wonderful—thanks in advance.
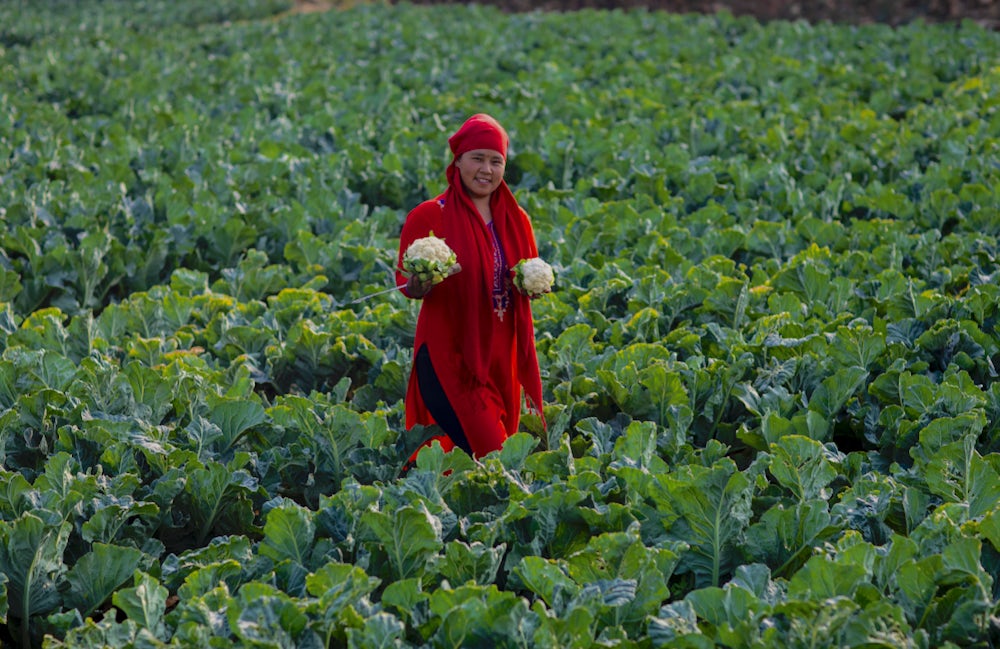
[402,234,458,284]
[513,257,554,298]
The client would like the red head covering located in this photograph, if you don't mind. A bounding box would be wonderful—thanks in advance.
[448,113,509,159]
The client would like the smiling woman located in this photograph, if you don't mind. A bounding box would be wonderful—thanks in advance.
[395,113,548,463]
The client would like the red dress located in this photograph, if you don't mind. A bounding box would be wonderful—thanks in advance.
[396,179,543,459]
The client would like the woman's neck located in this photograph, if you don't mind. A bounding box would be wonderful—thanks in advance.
[473,195,492,224]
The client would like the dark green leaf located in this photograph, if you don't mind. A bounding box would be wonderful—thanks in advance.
[65,543,144,618]
[664,459,753,587]
[111,571,169,636]
[362,502,443,581]
[259,501,316,568]
[0,513,70,627]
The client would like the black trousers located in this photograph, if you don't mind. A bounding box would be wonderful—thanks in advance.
[415,344,474,456]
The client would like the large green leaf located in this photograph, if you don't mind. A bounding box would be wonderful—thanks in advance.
[427,584,536,649]
[546,323,601,381]
[80,498,160,548]
[0,513,70,646]
[120,361,176,426]
[259,500,317,568]
[744,499,836,579]
[307,565,378,649]
[767,435,839,502]
[380,577,429,631]
[160,535,256,593]
[362,501,444,581]
[501,480,590,564]
[513,556,577,609]
[807,366,869,424]
[225,582,317,647]
[564,527,682,632]
[176,560,246,601]
[684,582,763,646]
[346,611,406,649]
[306,561,381,607]
[183,459,260,546]
[787,552,869,601]
[648,600,705,648]
[664,458,755,587]
[64,543,145,618]
[207,398,267,453]
[912,427,999,517]
[828,323,887,371]
[437,540,506,587]
[110,571,169,638]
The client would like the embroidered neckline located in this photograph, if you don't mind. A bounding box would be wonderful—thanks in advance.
[487,222,510,321]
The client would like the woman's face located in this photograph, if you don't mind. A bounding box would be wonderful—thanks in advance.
[455,149,505,200]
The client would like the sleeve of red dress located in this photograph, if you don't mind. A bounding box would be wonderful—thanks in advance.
[396,201,441,298]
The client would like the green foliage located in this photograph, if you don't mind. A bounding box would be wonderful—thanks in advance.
[1,0,1000,646]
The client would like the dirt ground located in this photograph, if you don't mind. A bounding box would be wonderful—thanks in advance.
[290,0,340,13]
[294,0,999,28]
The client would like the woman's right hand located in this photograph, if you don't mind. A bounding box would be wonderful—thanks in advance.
[407,274,434,298]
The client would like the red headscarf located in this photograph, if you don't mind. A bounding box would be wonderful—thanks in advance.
[427,114,545,421]
[448,113,509,160]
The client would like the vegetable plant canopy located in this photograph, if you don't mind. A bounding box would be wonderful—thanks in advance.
[1,0,1000,647]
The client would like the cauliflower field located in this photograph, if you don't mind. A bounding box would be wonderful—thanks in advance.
[2,1,1000,647]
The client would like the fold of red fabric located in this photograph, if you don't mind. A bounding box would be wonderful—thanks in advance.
[439,162,544,414]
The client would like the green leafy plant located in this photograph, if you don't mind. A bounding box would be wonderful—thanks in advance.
[3,1,1000,646]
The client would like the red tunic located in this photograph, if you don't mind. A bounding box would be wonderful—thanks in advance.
[397,184,543,458]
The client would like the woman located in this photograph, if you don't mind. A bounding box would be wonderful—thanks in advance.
[396,113,544,460]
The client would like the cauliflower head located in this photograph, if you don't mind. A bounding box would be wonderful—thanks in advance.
[513,257,554,297]
[402,235,458,284]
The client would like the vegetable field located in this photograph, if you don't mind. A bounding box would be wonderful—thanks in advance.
[2,0,1000,646]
